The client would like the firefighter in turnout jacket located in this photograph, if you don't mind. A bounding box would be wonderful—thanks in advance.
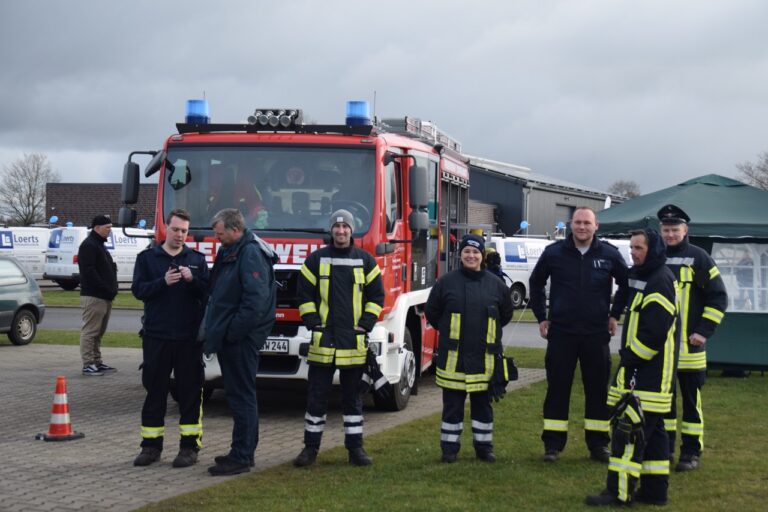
[293,210,385,467]
[658,204,727,472]
[529,207,629,463]
[425,234,514,463]
[586,228,679,507]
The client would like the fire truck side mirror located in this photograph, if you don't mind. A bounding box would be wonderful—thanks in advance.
[118,206,137,227]
[408,210,429,233]
[409,165,428,208]
[122,161,140,204]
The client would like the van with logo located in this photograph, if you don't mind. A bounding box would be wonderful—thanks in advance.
[487,236,555,309]
[0,227,50,280]
[44,227,151,290]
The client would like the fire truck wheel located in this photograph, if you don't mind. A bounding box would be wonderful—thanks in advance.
[510,284,525,309]
[374,328,415,411]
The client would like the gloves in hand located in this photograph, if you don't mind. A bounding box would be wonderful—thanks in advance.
[360,348,393,400]
[488,354,509,403]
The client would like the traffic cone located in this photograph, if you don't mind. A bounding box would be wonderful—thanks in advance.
[36,376,84,441]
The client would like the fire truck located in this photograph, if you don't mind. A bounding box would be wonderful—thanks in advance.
[118,101,471,410]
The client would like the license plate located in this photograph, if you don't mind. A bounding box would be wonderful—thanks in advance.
[261,338,289,354]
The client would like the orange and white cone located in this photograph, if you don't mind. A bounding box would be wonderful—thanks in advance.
[36,375,84,441]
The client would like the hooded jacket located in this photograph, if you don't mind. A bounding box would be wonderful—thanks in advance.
[665,237,728,371]
[425,267,514,392]
[204,229,277,354]
[609,229,679,414]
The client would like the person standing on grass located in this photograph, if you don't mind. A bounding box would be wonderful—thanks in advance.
[529,206,629,463]
[131,208,210,469]
[586,228,679,507]
[78,214,119,376]
[425,234,513,463]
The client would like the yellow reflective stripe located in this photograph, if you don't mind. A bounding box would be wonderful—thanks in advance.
[486,317,496,343]
[678,351,707,370]
[641,459,670,475]
[543,419,569,432]
[709,266,721,279]
[629,335,657,361]
[364,302,383,316]
[664,418,677,432]
[365,265,381,284]
[703,306,724,324]
[584,419,610,432]
[299,302,317,316]
[608,458,641,478]
[308,344,335,364]
[352,268,364,326]
[680,422,704,435]
[624,404,642,425]
[449,313,461,339]
[318,262,330,323]
[660,322,677,394]
[300,263,317,286]
[642,292,676,316]
[179,423,202,435]
[141,426,165,439]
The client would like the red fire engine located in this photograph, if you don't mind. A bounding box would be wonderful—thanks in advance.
[118,101,470,410]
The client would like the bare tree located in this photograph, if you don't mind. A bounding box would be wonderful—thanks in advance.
[736,151,768,190]
[0,153,60,226]
[607,179,641,198]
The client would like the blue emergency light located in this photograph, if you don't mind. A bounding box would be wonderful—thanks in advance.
[345,100,371,126]
[186,99,210,124]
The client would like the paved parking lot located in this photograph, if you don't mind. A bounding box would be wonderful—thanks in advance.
[0,343,544,511]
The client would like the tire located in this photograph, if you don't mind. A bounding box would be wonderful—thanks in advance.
[373,328,416,411]
[510,284,525,309]
[8,309,37,345]
[55,279,79,291]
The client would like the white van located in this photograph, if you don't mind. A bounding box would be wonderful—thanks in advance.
[44,227,152,290]
[0,227,50,280]
[488,236,555,308]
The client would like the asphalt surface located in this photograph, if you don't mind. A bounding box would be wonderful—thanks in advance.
[0,343,545,511]
[43,307,623,352]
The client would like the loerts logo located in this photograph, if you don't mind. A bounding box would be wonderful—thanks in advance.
[112,233,139,247]
[504,242,528,263]
[185,239,324,265]
[105,233,116,250]
[0,231,13,250]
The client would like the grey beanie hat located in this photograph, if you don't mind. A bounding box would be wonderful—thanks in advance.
[329,209,355,230]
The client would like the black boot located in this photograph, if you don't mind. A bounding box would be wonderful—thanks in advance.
[216,454,255,467]
[133,447,161,467]
[585,489,632,507]
[172,447,198,468]
[293,447,319,467]
[348,447,372,466]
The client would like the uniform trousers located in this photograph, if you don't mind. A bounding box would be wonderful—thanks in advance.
[440,388,493,455]
[140,336,204,450]
[542,329,611,452]
[218,340,261,465]
[665,370,706,457]
[303,364,365,450]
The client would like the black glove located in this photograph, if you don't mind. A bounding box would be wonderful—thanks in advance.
[488,354,509,403]
[361,348,392,400]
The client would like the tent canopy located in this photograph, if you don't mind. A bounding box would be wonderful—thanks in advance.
[597,174,768,238]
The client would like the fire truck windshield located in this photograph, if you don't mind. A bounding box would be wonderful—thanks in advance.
[161,145,375,234]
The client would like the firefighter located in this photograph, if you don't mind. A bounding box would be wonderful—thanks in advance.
[131,208,209,468]
[586,228,679,506]
[658,204,728,472]
[425,234,514,463]
[293,209,385,467]
[529,206,629,463]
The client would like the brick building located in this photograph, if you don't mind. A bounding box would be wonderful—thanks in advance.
[46,183,157,227]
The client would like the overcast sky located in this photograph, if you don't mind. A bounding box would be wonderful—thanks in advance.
[2,0,767,195]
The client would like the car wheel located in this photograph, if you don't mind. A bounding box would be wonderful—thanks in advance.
[373,328,415,411]
[510,284,525,309]
[8,309,37,345]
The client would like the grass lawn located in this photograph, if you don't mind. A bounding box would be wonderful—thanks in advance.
[133,351,766,511]
[42,289,142,309]
[35,329,142,348]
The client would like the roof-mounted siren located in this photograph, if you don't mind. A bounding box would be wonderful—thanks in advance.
[345,101,372,126]
[246,109,302,129]
[186,99,210,124]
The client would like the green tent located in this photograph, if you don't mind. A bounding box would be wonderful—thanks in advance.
[596,174,768,371]
[597,174,768,239]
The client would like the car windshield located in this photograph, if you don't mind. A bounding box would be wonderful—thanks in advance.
[162,145,375,234]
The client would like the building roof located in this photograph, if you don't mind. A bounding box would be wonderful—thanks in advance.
[46,183,157,228]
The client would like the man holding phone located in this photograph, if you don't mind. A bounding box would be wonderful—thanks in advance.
[131,208,210,468]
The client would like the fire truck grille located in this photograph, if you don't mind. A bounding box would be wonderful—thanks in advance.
[275,269,299,308]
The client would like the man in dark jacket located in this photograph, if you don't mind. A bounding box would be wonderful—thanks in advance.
[587,228,679,507]
[204,209,278,476]
[292,209,385,468]
[426,234,513,463]
[78,214,118,376]
[529,206,629,463]
[658,204,728,472]
[131,209,210,469]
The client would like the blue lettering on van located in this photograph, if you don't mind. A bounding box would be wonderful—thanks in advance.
[504,242,528,263]
[0,231,13,249]
[13,234,39,245]
[48,229,63,249]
